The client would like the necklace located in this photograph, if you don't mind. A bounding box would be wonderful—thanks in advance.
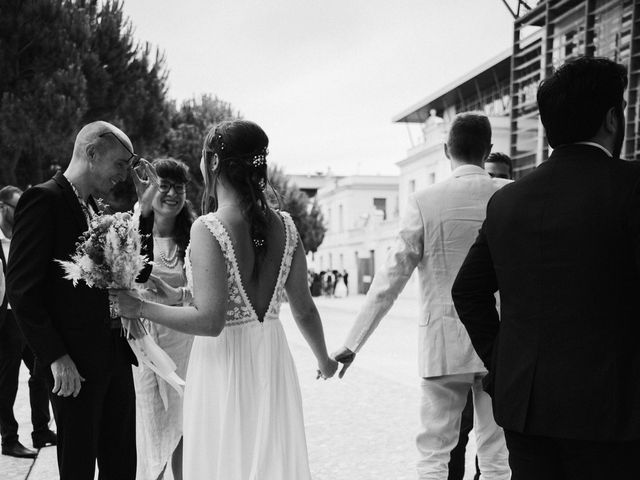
[158,241,180,269]
[217,203,241,210]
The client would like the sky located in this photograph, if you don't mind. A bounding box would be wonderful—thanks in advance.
[121,0,514,176]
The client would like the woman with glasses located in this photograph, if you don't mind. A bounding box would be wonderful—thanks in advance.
[133,158,196,480]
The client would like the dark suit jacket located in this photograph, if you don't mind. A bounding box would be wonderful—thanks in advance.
[6,171,153,380]
[452,144,640,442]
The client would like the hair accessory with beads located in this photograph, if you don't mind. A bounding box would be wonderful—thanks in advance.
[253,237,265,248]
[216,134,225,152]
[258,178,266,191]
[252,154,266,168]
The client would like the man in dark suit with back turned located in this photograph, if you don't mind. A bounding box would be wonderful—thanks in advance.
[7,121,154,479]
[452,57,640,479]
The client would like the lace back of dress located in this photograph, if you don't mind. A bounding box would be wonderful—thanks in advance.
[186,212,299,325]
[268,212,297,316]
[198,215,256,324]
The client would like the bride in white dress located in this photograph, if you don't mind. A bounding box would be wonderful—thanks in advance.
[114,120,338,479]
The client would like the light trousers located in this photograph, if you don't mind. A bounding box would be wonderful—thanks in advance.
[417,372,510,480]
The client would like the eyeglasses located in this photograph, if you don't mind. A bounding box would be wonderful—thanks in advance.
[157,181,186,194]
[99,131,141,169]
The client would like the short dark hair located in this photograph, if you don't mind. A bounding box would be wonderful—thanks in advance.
[447,112,492,162]
[537,56,628,148]
[485,152,513,178]
[0,186,22,203]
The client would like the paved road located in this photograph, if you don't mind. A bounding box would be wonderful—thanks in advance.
[2,294,478,479]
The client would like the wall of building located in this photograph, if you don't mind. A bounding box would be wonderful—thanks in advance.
[312,175,410,296]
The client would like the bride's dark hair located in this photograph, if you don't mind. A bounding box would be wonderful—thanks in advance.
[202,120,271,274]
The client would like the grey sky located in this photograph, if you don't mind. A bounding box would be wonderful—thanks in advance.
[121,0,513,175]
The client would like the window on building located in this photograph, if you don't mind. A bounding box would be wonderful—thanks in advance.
[339,204,344,232]
[373,197,387,220]
[328,253,333,269]
[327,208,332,231]
[339,253,344,269]
[409,179,416,193]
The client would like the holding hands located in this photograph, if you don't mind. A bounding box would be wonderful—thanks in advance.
[316,356,339,380]
[332,347,356,379]
[316,347,355,380]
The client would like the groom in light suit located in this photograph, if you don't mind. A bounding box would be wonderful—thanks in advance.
[334,112,511,479]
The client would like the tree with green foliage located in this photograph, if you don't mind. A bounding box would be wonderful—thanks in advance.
[0,0,170,191]
[159,94,239,211]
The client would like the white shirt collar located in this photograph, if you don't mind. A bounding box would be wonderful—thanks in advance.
[0,226,9,242]
[451,164,489,178]
[573,142,613,158]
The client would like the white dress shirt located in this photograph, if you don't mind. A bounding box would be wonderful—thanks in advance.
[345,164,511,377]
[1,227,11,308]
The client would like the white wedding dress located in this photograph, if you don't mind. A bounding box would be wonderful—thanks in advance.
[182,211,312,480]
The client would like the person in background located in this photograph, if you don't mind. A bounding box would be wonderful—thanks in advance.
[133,159,196,480]
[484,152,513,180]
[0,185,56,459]
[342,269,349,296]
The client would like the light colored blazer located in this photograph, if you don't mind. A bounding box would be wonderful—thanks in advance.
[345,164,511,378]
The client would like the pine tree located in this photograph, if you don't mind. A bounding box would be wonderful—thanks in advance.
[160,94,240,210]
[267,165,326,253]
[0,0,170,190]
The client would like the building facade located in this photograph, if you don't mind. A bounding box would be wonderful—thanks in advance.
[312,175,400,295]
[393,49,512,214]
[309,0,640,297]
[510,0,640,177]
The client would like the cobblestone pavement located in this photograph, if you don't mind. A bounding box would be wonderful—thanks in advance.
[3,294,478,479]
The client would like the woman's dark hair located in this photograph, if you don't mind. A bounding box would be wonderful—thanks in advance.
[152,158,197,260]
[202,120,271,272]
[537,56,628,148]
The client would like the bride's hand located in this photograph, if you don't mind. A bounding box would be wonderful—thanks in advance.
[316,357,339,380]
[148,273,183,304]
[109,289,143,318]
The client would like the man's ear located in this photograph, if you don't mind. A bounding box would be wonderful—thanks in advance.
[85,143,96,162]
[211,154,220,172]
[482,143,493,162]
[603,106,617,134]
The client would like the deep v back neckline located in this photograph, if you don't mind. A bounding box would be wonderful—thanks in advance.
[212,212,290,323]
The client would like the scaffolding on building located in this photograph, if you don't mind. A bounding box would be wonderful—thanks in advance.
[510,0,640,178]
